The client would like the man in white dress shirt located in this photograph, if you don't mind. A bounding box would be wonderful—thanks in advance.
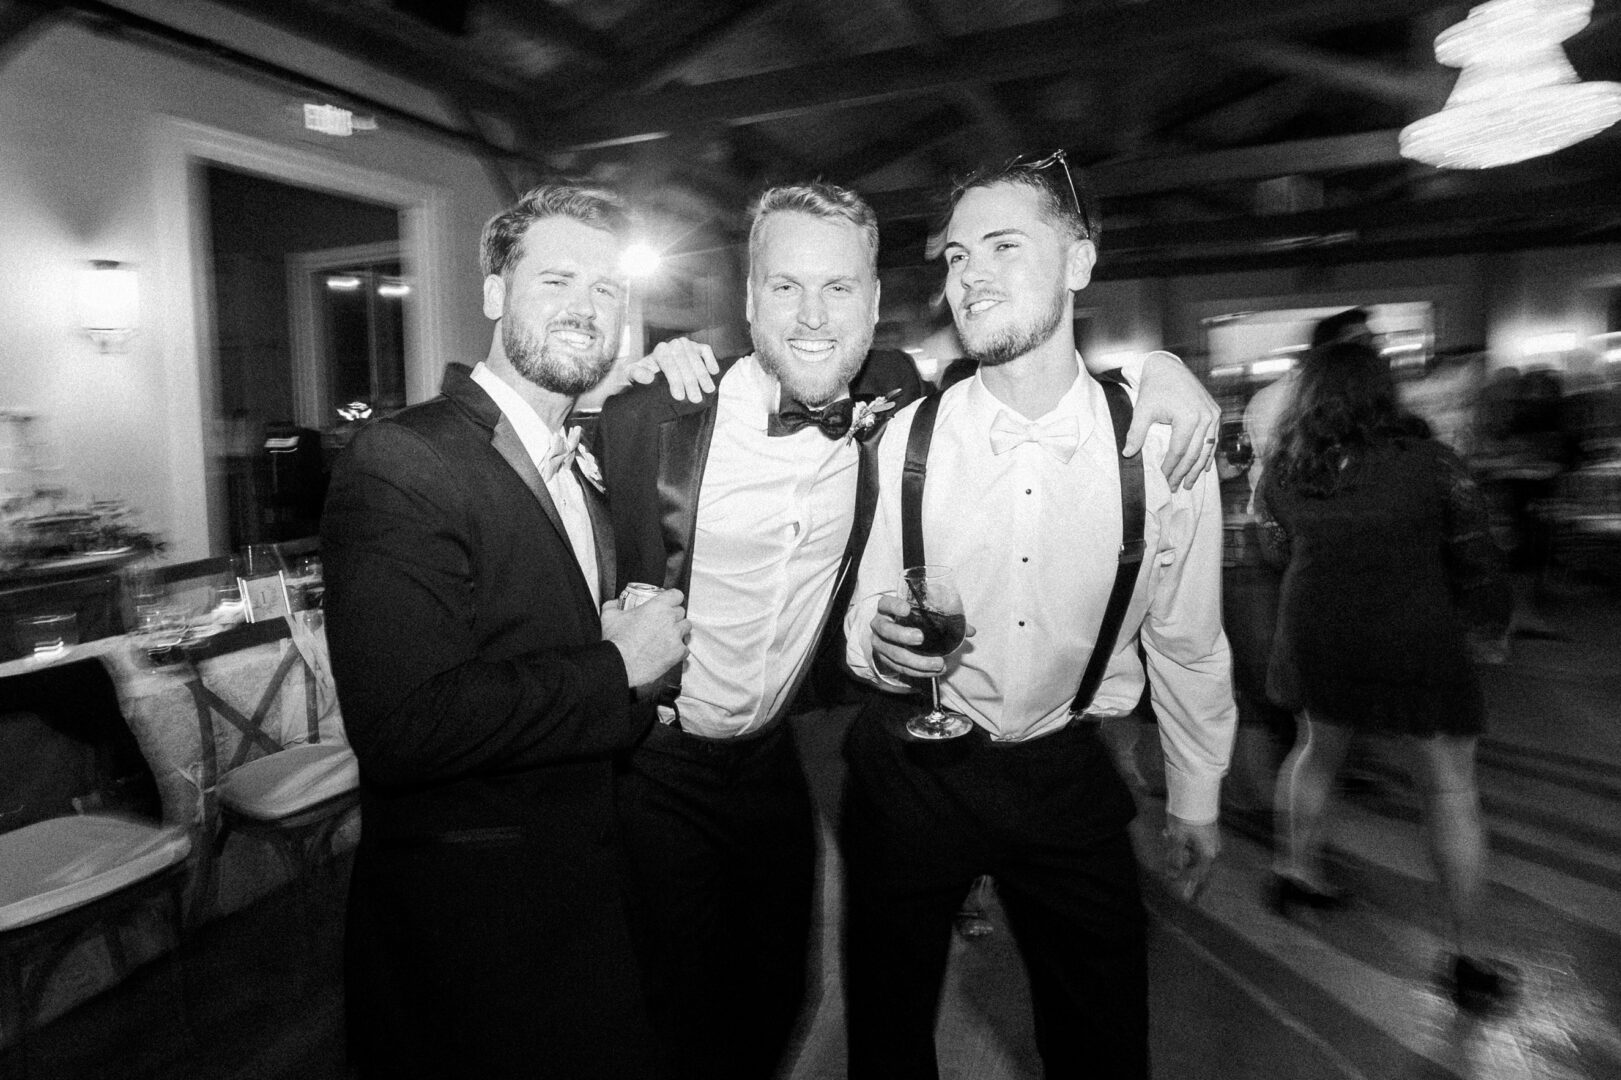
[842,160,1237,1079]
[595,183,1222,1080]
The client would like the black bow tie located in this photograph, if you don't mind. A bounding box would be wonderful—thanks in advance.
[767,398,854,439]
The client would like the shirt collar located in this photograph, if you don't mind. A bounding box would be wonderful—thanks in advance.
[965,352,1104,448]
[469,361,565,467]
[722,354,852,433]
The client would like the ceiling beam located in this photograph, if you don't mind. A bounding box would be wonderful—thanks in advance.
[202,0,544,117]
[1094,174,1621,275]
[0,0,63,71]
[864,130,1410,219]
[823,104,971,184]
[544,0,1456,150]
[1095,130,1408,196]
[61,1,548,169]
[628,0,785,91]
[877,0,1024,155]
[477,0,624,65]
[1172,76,1318,145]
[1228,38,1434,106]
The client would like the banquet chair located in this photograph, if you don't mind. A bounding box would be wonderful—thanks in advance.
[182,618,358,925]
[0,657,192,1072]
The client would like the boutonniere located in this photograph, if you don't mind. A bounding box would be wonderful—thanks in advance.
[845,388,902,444]
[573,442,606,492]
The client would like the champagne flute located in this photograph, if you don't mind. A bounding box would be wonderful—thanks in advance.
[896,565,972,740]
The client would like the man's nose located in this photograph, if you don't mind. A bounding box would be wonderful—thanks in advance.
[565,286,596,316]
[959,253,991,288]
[797,292,827,329]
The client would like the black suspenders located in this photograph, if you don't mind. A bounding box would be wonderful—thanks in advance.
[900,373,1145,717]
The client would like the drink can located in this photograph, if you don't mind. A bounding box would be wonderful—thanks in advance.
[620,582,661,610]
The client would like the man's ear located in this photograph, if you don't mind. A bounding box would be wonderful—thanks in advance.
[744,276,756,325]
[870,277,882,328]
[482,274,505,321]
[1066,240,1097,293]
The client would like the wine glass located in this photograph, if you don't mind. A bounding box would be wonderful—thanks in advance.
[896,565,972,740]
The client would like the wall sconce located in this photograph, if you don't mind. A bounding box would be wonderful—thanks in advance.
[77,260,139,353]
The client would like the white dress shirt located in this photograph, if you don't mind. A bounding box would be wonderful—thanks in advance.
[673,356,860,739]
[844,357,1236,824]
[469,361,600,608]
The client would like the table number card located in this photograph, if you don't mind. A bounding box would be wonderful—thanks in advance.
[239,572,291,622]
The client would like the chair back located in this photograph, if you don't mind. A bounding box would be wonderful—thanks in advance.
[0,657,161,835]
[183,619,336,789]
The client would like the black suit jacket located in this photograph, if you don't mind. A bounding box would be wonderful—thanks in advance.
[595,348,924,718]
[322,363,659,1079]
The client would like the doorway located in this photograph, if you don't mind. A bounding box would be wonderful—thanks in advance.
[203,166,402,550]
[150,118,449,561]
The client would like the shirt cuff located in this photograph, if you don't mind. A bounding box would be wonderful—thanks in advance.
[846,591,912,691]
[1164,767,1222,826]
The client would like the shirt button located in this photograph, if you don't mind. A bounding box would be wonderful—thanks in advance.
[1017,620,1026,627]
[1021,557,1029,563]
[1025,488,1032,495]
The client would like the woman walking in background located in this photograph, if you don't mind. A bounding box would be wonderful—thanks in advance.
[1257,340,1515,1013]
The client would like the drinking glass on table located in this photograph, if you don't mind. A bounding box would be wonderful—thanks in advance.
[896,565,971,740]
[242,543,286,578]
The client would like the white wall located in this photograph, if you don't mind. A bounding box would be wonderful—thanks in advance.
[0,16,504,559]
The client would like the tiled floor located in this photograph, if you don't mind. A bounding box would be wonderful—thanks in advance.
[6,583,1619,1080]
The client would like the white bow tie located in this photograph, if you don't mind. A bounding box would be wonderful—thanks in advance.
[988,410,1080,463]
[540,426,603,490]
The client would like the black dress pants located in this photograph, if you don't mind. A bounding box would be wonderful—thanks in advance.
[617,720,818,1080]
[841,713,1147,1080]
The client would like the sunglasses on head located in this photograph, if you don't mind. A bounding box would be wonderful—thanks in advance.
[1006,149,1093,241]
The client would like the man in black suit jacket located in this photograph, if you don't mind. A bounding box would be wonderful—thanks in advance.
[322,184,690,1080]
[594,182,1220,1080]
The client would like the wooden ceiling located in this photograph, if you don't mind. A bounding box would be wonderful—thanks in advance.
[15,0,1621,275]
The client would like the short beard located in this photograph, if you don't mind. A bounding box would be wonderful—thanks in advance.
[504,316,615,396]
[960,287,1067,369]
[752,329,871,408]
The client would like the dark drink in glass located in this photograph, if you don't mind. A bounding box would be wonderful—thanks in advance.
[897,565,972,740]
[897,608,967,657]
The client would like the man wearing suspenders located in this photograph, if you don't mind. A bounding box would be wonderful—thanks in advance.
[596,182,1223,1080]
[841,156,1238,1080]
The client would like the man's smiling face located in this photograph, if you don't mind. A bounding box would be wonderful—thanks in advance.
[942,181,1092,368]
[486,215,626,396]
[747,211,880,407]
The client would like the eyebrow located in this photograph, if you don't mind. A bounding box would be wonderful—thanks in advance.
[942,227,1029,252]
[763,271,862,285]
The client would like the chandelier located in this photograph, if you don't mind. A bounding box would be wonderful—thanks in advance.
[1399,0,1621,169]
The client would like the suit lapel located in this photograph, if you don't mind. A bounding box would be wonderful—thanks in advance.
[491,414,595,612]
[492,415,567,538]
[656,405,718,599]
[580,468,615,607]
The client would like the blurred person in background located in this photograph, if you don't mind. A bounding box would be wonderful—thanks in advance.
[1224,308,1376,811]
[1244,306,1373,512]
[1257,339,1515,1014]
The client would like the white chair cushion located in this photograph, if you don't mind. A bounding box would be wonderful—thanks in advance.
[0,817,191,932]
[217,743,358,821]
